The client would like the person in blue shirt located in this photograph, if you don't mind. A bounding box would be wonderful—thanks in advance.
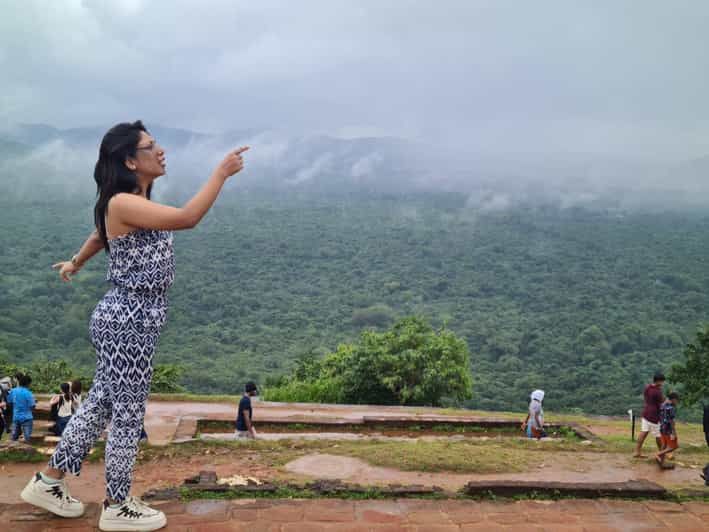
[235,382,258,439]
[9,374,35,442]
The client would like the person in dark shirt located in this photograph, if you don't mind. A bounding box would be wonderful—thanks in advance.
[235,382,258,439]
[634,372,665,458]
[656,392,680,467]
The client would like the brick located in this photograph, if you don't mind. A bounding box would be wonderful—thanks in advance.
[513,499,555,515]
[580,526,625,532]
[151,500,187,515]
[260,502,305,522]
[530,510,580,525]
[486,512,528,525]
[409,526,459,532]
[186,524,243,532]
[446,510,484,525]
[282,523,329,532]
[396,499,443,514]
[230,499,273,510]
[370,525,415,532]
[360,510,404,523]
[303,500,355,522]
[461,523,507,531]
[504,526,543,532]
[185,500,231,519]
[41,527,95,532]
[356,500,402,519]
[681,501,709,516]
[210,522,280,532]
[157,524,191,532]
[43,517,96,529]
[230,508,259,521]
[5,503,54,522]
[405,510,451,524]
[596,500,645,515]
[440,500,487,523]
[654,513,706,531]
[644,500,683,513]
[542,525,585,532]
[320,524,376,532]
[557,499,605,514]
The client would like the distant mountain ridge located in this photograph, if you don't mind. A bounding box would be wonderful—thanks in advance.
[1,123,708,209]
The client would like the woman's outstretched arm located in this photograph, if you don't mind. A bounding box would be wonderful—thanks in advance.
[52,229,104,282]
[110,146,249,232]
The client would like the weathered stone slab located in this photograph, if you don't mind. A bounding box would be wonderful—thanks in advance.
[462,479,666,499]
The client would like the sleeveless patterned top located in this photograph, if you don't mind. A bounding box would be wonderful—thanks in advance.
[107,229,175,295]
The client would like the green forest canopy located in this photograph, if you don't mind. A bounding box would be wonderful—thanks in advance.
[2,193,709,415]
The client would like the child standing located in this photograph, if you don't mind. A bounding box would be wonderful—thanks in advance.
[656,392,680,467]
[9,374,36,442]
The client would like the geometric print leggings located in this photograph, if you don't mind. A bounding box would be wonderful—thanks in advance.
[48,288,162,503]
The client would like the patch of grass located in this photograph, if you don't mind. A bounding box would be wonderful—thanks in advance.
[0,450,46,463]
[179,485,400,501]
[136,438,336,468]
[86,441,106,462]
[149,393,241,403]
[326,440,527,474]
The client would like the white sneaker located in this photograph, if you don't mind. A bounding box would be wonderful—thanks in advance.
[98,497,166,531]
[20,472,85,518]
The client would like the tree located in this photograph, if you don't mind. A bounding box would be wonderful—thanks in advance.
[265,316,473,406]
[151,364,186,393]
[670,326,709,405]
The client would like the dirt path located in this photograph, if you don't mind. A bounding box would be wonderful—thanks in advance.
[0,453,280,505]
[4,445,701,505]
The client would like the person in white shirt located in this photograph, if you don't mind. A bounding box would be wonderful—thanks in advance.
[49,383,74,436]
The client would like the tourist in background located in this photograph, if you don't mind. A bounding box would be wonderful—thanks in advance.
[50,383,74,436]
[634,372,665,458]
[9,373,35,442]
[656,392,680,467]
[235,382,258,439]
[522,389,546,439]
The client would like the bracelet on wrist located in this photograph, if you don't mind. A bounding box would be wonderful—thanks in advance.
[71,254,82,269]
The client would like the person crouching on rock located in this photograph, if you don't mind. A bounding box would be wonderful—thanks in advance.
[523,389,546,439]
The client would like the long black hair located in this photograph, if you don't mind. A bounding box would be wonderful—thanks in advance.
[94,121,152,250]
[60,382,71,403]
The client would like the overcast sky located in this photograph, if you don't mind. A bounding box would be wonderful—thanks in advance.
[2,0,708,160]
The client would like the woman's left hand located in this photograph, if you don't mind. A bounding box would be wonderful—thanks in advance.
[52,261,80,282]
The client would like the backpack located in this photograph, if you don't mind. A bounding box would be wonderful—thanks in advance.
[49,401,59,422]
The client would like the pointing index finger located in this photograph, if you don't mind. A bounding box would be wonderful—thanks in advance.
[234,146,250,155]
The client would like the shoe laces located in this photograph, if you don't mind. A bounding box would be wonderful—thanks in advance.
[125,496,159,516]
[52,479,79,506]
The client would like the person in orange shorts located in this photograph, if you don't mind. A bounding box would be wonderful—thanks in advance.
[656,392,680,467]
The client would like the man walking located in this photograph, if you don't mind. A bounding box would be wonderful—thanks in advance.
[634,372,665,458]
[235,382,258,439]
